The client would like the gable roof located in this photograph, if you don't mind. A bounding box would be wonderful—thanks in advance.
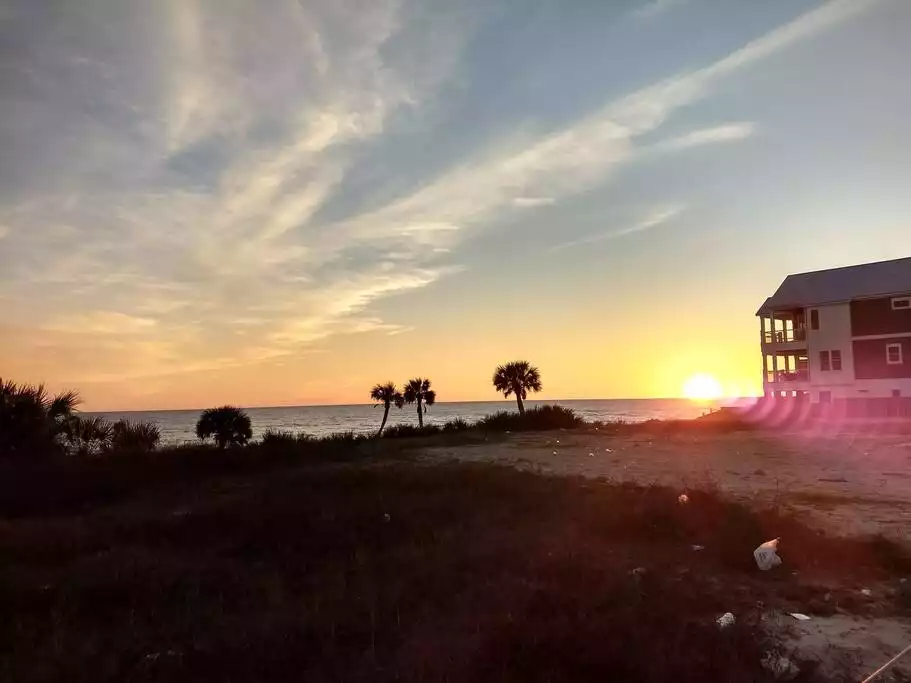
[756,256,911,315]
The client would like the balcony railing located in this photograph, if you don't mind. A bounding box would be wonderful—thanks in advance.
[766,370,809,383]
[763,328,807,344]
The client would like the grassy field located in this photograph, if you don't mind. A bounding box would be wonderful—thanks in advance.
[2,447,910,682]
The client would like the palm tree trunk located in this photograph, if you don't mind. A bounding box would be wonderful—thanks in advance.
[516,393,525,415]
[378,403,390,437]
[417,397,423,428]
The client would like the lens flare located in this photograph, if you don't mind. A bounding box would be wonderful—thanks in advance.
[682,374,723,401]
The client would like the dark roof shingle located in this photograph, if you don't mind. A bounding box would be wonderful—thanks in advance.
[756,256,911,315]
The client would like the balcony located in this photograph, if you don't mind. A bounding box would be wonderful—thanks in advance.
[766,370,809,384]
[762,328,807,344]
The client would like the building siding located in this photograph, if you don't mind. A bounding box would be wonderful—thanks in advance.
[850,295,911,336]
[853,337,911,379]
[806,303,853,385]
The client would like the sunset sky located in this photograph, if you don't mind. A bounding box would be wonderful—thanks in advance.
[2,0,910,410]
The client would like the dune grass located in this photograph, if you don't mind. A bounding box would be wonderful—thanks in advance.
[2,454,909,682]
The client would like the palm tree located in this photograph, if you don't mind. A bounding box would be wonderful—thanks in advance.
[492,361,542,415]
[195,406,253,449]
[402,378,436,428]
[370,382,404,437]
[0,379,80,459]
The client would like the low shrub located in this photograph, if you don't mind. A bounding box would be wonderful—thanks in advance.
[442,417,471,432]
[110,419,160,453]
[316,431,370,447]
[381,423,442,439]
[477,405,583,432]
[261,429,314,447]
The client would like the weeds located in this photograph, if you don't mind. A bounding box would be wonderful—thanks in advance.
[477,405,584,432]
[2,461,902,682]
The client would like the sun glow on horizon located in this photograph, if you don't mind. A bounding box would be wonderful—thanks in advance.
[682,373,724,402]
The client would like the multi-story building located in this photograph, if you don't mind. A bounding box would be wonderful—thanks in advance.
[756,256,911,416]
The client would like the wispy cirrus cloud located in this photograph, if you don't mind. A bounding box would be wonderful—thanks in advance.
[631,0,687,21]
[0,0,885,405]
[550,206,686,251]
[513,196,557,208]
[650,122,757,153]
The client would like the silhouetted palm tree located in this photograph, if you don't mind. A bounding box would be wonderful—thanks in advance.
[196,406,253,449]
[492,361,542,415]
[0,379,80,459]
[370,382,404,437]
[402,378,436,428]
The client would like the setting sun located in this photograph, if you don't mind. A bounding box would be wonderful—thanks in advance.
[682,374,724,401]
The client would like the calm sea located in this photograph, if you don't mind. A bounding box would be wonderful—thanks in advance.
[89,399,714,446]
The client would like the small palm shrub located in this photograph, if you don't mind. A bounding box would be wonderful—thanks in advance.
[196,406,252,449]
[62,416,113,457]
[110,420,161,453]
[0,379,80,459]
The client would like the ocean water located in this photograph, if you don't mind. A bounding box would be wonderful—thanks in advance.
[90,399,711,446]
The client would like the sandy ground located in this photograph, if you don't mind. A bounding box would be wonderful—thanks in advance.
[421,430,911,541]
[421,430,911,679]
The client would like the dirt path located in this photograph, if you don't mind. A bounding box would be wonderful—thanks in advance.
[421,431,911,540]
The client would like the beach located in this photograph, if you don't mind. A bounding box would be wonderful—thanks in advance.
[421,429,911,540]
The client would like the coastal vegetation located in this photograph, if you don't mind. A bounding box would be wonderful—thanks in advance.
[195,406,253,449]
[492,360,542,415]
[402,377,436,428]
[369,382,404,436]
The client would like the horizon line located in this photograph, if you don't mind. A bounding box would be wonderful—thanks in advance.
[85,395,760,414]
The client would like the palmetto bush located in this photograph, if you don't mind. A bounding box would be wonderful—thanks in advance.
[0,379,80,459]
[61,415,113,458]
[110,420,161,454]
[196,406,253,449]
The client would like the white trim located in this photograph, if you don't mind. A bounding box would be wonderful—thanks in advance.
[892,296,911,310]
[886,343,904,365]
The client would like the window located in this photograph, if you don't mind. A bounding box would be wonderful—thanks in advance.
[891,297,911,310]
[831,350,842,371]
[819,350,830,371]
[810,309,819,330]
[819,390,831,404]
[893,389,902,398]
[886,343,903,365]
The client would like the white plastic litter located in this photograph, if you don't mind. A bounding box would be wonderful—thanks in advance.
[790,613,811,621]
[860,588,872,597]
[717,612,735,629]
[383,513,391,523]
[678,494,689,504]
[754,538,782,571]
[692,544,705,552]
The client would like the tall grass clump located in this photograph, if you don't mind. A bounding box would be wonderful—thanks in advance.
[381,423,442,439]
[477,405,583,432]
[442,417,471,433]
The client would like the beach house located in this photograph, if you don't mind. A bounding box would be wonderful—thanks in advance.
[756,256,911,417]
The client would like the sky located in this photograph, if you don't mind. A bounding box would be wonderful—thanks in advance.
[1,0,910,411]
